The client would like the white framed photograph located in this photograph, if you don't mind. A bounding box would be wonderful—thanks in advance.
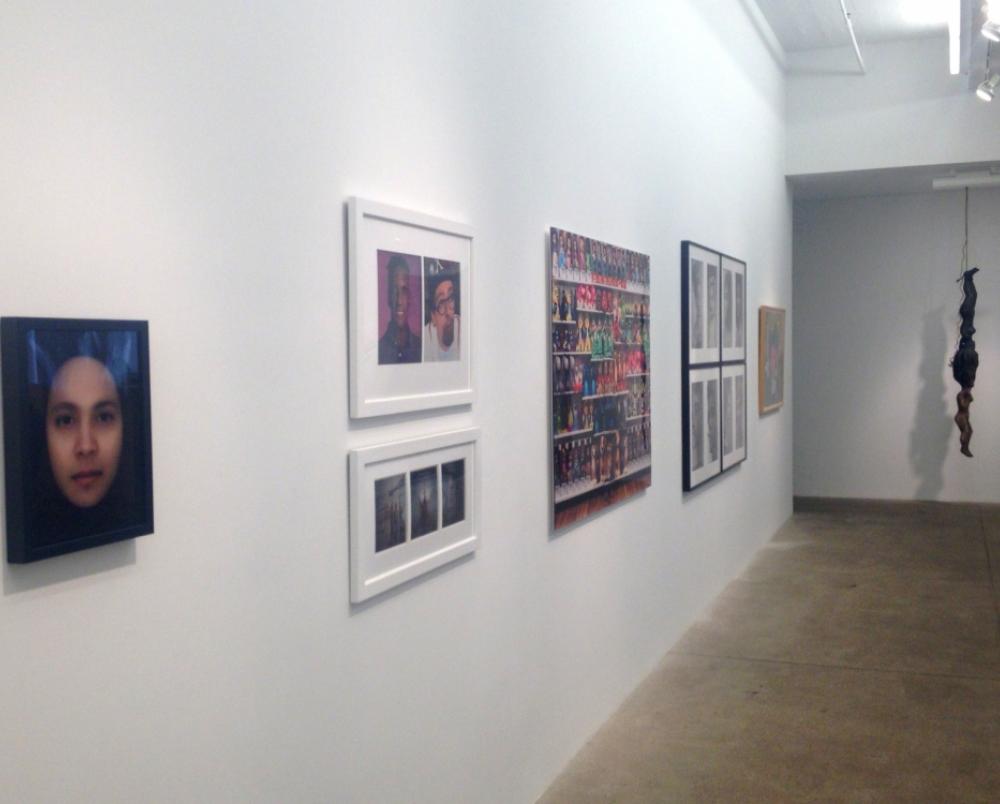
[684,365,721,490]
[683,242,721,366]
[721,362,747,470]
[721,255,746,363]
[348,198,474,418]
[349,428,480,603]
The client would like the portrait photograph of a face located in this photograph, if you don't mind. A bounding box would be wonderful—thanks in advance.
[349,428,480,603]
[1,317,154,563]
[348,197,474,418]
[377,250,422,366]
[422,258,461,362]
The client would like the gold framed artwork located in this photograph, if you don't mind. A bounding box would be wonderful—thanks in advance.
[758,306,785,414]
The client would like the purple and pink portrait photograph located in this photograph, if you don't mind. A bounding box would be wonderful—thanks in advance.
[377,249,423,365]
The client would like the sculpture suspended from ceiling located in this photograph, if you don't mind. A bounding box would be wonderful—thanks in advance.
[951,266,980,457]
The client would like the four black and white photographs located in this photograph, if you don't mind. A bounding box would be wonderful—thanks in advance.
[681,241,747,491]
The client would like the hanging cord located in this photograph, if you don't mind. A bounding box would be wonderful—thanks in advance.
[960,187,969,279]
[950,188,971,355]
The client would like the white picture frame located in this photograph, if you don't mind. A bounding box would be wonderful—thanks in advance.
[721,254,746,363]
[349,428,480,603]
[721,362,747,470]
[685,365,722,490]
[348,197,474,418]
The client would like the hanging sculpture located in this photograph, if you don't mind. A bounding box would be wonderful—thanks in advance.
[951,267,979,457]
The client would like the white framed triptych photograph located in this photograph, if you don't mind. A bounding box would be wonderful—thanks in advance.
[349,428,480,603]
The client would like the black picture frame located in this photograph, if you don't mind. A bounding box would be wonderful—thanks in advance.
[2,317,154,563]
[681,242,747,492]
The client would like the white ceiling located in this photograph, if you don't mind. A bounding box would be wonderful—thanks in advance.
[759,1,999,199]
[754,0,950,52]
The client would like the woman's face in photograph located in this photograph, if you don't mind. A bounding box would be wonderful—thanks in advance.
[46,356,123,508]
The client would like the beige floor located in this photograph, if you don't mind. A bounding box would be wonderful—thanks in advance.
[538,501,1000,803]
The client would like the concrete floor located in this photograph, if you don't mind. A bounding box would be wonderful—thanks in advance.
[538,502,1000,803]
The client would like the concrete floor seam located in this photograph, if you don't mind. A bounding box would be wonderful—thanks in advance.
[668,648,1000,683]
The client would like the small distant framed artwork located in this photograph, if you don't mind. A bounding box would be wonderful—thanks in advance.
[348,197,473,418]
[681,242,747,491]
[683,366,721,490]
[721,362,747,470]
[349,428,480,603]
[1,317,154,563]
[758,306,785,414]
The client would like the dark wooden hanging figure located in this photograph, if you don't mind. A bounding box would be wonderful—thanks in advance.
[951,267,979,457]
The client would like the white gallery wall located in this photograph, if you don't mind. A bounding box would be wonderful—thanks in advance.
[794,189,999,502]
[0,2,792,802]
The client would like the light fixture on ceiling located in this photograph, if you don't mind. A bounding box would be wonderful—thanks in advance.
[932,168,1000,190]
[948,1,961,74]
[976,40,996,101]
[986,0,1000,40]
[976,72,1000,99]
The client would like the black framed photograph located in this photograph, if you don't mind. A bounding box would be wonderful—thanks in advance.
[683,366,722,490]
[2,317,154,563]
[682,242,721,366]
[721,362,748,470]
[721,254,747,363]
[681,241,747,491]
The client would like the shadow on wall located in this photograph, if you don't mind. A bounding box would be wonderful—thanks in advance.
[908,307,952,500]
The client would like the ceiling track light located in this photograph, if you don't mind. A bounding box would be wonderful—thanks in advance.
[977,72,1000,100]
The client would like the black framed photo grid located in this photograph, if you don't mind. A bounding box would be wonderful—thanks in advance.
[681,241,747,491]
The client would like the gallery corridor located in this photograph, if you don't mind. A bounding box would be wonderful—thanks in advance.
[539,502,1000,802]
